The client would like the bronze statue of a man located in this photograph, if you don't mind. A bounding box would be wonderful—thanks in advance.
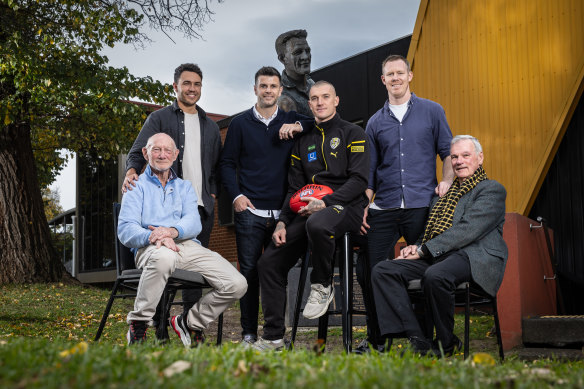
[275,29,315,117]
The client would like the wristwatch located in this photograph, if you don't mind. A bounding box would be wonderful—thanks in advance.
[416,244,431,259]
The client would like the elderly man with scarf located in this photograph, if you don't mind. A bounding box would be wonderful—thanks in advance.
[371,135,507,356]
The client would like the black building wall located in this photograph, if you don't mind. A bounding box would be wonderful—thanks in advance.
[311,35,411,126]
[529,94,584,314]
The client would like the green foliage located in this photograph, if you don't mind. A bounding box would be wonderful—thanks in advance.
[0,0,175,187]
[42,186,64,221]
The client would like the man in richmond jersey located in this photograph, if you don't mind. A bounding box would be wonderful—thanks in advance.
[253,80,370,351]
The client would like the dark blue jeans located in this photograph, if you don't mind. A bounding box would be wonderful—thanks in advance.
[366,207,429,264]
[358,207,428,344]
[234,209,276,337]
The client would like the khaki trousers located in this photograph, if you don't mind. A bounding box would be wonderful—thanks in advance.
[127,240,247,330]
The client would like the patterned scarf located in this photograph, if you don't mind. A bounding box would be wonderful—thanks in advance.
[422,166,488,243]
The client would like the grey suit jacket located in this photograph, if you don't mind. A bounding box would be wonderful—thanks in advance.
[418,179,508,296]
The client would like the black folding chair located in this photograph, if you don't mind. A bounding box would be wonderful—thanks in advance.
[407,279,504,360]
[94,202,223,344]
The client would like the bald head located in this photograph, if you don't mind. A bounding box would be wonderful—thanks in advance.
[142,133,179,172]
[308,80,339,123]
[145,133,177,151]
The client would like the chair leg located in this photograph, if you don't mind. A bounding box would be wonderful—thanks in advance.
[216,312,224,345]
[157,288,177,341]
[464,282,470,359]
[360,244,380,345]
[95,280,121,341]
[492,296,505,361]
[347,254,354,353]
[341,232,352,353]
[317,313,329,352]
[290,250,311,348]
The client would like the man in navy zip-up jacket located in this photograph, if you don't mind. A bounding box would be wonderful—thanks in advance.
[219,66,309,345]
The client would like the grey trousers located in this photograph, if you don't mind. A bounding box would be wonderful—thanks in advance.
[127,240,247,331]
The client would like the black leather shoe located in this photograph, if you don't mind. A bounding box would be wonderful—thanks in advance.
[432,335,462,358]
[407,336,432,356]
[353,338,392,354]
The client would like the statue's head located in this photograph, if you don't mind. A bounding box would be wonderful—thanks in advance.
[275,29,311,80]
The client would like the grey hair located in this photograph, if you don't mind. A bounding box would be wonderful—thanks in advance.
[145,133,177,151]
[451,135,482,153]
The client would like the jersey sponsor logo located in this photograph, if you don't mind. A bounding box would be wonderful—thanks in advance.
[307,151,317,162]
[308,144,316,151]
[330,151,337,158]
[330,137,340,149]
[351,145,364,152]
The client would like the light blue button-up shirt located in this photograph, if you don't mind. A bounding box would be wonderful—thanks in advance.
[118,164,201,249]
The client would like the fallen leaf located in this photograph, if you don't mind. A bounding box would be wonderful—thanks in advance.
[59,341,88,358]
[163,360,192,377]
[148,351,164,359]
[471,352,496,366]
[234,360,248,376]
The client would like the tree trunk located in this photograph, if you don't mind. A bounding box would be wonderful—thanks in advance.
[0,121,63,283]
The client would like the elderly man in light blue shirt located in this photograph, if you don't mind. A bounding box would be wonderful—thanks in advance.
[119,132,247,347]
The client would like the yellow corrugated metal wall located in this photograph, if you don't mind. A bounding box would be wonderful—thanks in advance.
[408,0,584,214]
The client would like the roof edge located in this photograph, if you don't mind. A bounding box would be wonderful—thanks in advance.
[407,0,429,70]
[522,59,584,215]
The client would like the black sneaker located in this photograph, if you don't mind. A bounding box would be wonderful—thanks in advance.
[170,314,192,348]
[353,338,391,354]
[242,334,257,345]
[353,339,371,354]
[127,320,148,345]
[192,329,205,348]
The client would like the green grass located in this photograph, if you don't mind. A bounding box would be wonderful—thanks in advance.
[1,283,583,388]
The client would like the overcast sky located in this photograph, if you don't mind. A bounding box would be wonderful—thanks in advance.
[52,0,421,209]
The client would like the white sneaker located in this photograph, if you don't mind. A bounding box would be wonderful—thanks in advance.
[302,283,334,319]
[252,337,285,351]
